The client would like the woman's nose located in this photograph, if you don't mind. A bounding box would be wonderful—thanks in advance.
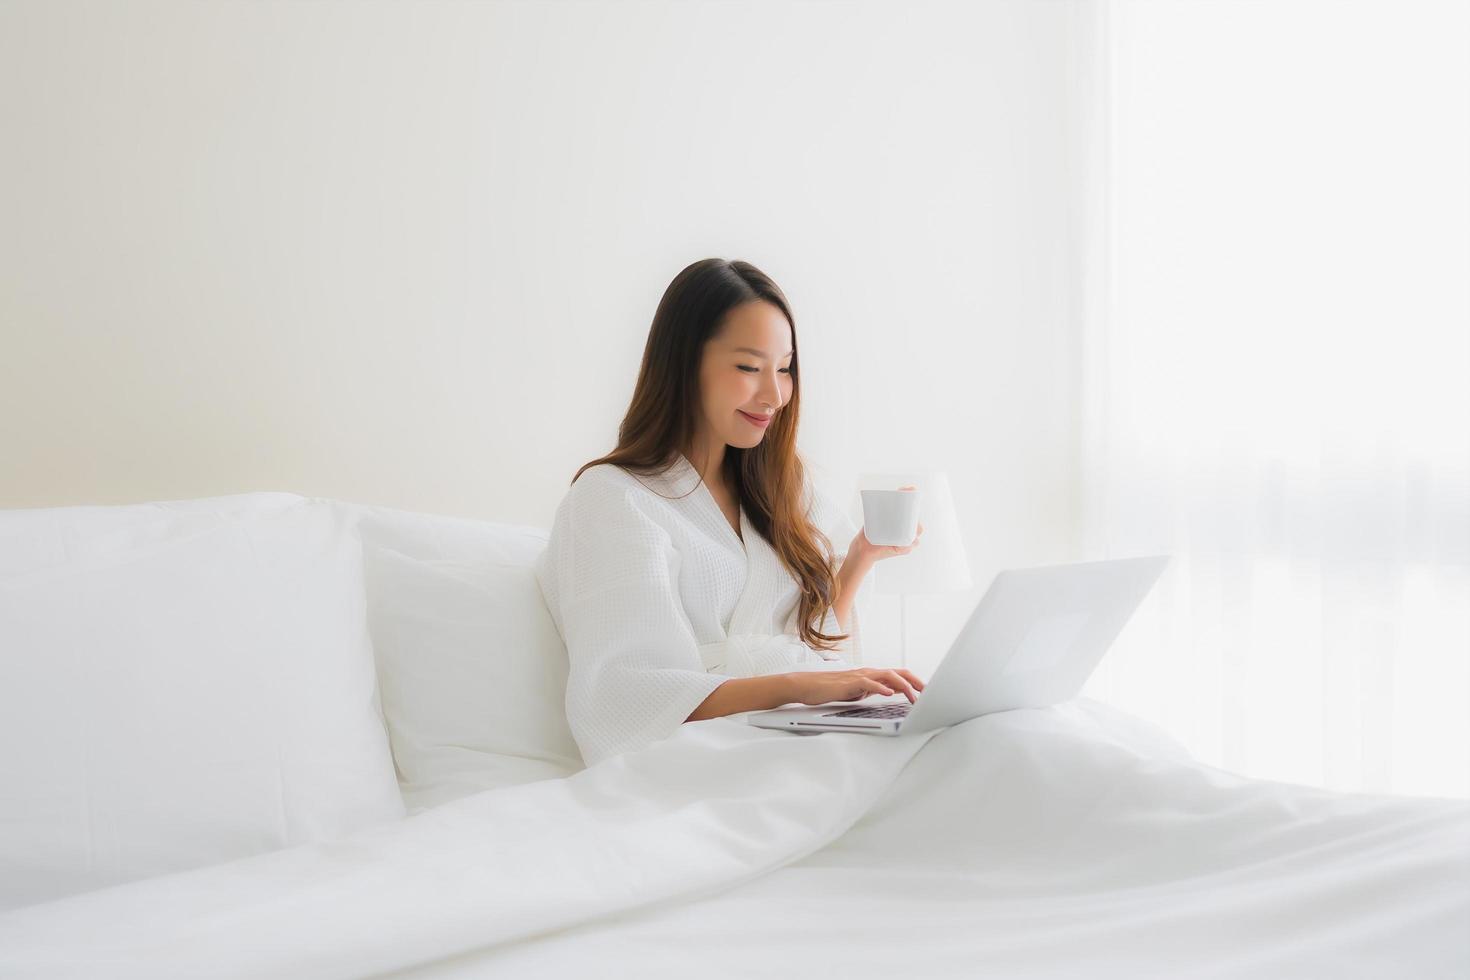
[760,372,783,409]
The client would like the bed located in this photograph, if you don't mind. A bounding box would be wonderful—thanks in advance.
[0,493,1464,978]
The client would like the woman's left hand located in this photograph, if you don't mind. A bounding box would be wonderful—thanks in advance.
[848,485,924,565]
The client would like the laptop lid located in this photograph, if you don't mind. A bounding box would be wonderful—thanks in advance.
[895,554,1171,734]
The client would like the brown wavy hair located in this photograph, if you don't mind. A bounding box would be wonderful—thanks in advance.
[570,257,849,654]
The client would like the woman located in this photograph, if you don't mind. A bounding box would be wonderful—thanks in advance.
[535,258,927,767]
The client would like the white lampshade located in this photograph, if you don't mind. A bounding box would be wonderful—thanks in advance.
[852,469,972,595]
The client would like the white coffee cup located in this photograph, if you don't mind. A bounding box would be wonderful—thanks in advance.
[860,487,921,546]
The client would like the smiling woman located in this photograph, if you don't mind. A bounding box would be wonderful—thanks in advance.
[570,258,845,656]
[534,257,921,766]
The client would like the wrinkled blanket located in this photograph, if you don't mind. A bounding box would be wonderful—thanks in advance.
[1,698,1465,980]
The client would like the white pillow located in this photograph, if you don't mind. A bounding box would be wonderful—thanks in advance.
[0,492,405,911]
[361,543,583,813]
[353,504,549,569]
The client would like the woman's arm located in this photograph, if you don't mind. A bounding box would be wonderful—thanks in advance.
[832,550,875,633]
[685,674,798,722]
[831,495,923,633]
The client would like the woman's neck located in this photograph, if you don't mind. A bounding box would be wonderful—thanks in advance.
[682,440,727,493]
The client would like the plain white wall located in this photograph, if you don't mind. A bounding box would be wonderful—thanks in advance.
[0,0,1088,677]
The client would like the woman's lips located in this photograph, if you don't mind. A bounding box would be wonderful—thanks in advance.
[738,410,772,427]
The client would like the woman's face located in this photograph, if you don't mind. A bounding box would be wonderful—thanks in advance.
[698,299,795,451]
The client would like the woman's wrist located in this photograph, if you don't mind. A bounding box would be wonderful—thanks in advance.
[770,672,800,707]
[843,530,877,571]
[685,673,800,722]
[839,548,875,580]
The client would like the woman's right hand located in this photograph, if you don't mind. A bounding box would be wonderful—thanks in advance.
[785,667,926,706]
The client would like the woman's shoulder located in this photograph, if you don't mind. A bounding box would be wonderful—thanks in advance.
[558,462,680,520]
[570,458,690,497]
[544,462,684,561]
[567,461,656,499]
[568,461,625,489]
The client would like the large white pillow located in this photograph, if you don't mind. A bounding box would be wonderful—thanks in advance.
[352,503,550,568]
[0,492,405,911]
[348,504,583,812]
[361,544,583,812]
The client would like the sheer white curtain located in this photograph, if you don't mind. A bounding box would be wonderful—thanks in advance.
[1077,0,1469,798]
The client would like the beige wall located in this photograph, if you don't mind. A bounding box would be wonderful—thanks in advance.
[0,0,1090,675]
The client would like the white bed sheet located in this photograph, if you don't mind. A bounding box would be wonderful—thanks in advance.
[386,698,1470,979]
[1,698,1464,980]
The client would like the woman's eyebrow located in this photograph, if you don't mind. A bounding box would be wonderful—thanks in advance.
[732,346,794,360]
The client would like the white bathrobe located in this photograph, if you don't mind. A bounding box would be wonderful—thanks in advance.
[535,452,874,767]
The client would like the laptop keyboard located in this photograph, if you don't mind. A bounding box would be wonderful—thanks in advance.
[822,702,912,719]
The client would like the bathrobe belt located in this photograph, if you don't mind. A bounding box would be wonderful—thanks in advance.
[697,633,843,675]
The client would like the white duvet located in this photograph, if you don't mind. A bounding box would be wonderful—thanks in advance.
[0,698,1465,979]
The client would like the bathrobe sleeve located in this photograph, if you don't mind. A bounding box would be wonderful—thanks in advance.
[535,472,731,768]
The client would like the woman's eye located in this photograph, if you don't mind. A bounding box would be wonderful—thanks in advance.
[739,366,792,374]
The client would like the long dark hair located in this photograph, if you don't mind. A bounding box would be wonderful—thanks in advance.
[571,257,848,654]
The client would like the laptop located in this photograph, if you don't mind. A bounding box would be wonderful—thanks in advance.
[746,554,1171,736]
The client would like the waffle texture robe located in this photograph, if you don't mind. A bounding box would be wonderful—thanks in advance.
[535,452,874,767]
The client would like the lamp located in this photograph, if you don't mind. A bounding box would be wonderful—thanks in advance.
[852,469,973,671]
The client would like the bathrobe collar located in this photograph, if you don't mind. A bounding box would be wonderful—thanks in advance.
[658,452,748,557]
[649,452,798,655]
